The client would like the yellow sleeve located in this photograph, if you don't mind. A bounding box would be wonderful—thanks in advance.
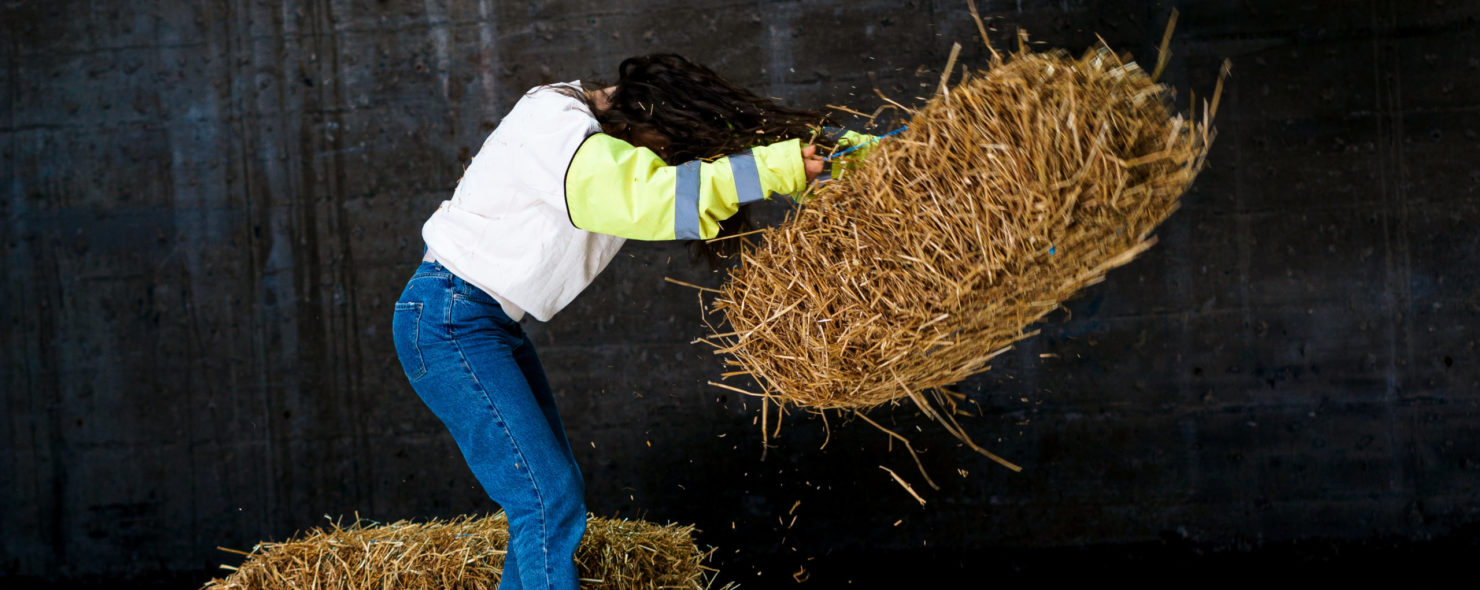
[564,134,807,240]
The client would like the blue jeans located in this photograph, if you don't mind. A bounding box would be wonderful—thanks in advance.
[392,261,586,590]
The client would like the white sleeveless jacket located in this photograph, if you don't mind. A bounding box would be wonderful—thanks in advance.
[420,82,624,322]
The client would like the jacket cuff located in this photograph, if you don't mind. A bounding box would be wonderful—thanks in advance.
[755,138,806,197]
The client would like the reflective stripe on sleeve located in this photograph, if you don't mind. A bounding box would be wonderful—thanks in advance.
[729,151,766,204]
[674,160,702,239]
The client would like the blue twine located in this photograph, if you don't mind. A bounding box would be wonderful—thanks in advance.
[824,125,909,161]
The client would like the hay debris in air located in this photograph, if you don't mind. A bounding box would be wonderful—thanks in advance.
[202,512,726,590]
[704,33,1224,470]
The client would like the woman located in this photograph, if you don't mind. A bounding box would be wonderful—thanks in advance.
[391,54,871,590]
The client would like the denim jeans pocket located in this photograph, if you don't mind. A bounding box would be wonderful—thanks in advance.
[392,301,427,381]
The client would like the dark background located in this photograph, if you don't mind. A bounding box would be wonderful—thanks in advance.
[4,0,1478,587]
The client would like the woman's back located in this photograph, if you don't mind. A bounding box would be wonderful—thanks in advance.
[421,82,625,322]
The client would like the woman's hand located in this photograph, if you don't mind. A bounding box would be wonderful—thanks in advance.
[802,145,826,183]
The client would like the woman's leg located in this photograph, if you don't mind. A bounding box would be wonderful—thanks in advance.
[447,316,585,590]
[394,265,585,590]
[508,329,587,583]
[511,335,580,468]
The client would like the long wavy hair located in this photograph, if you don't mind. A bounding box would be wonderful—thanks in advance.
[563,54,837,265]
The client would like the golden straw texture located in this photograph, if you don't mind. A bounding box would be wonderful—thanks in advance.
[202,512,724,590]
[707,43,1219,429]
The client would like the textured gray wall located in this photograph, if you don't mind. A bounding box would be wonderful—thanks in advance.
[3,0,1478,586]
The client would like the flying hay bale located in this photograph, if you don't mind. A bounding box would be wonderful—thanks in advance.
[203,512,725,590]
[704,37,1223,470]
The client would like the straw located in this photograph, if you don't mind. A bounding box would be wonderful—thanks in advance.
[702,33,1225,472]
[201,512,730,590]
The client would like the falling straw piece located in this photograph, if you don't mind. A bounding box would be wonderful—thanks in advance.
[663,277,722,294]
[880,466,927,506]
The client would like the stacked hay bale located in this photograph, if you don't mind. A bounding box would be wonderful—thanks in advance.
[706,39,1221,470]
[203,513,722,590]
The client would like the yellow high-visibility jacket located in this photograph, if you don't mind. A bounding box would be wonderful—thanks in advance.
[563,128,878,241]
[423,80,879,321]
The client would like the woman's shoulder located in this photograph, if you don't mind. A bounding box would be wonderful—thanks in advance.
[485,80,597,144]
[512,80,594,117]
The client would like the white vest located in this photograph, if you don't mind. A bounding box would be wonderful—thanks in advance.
[421,82,625,322]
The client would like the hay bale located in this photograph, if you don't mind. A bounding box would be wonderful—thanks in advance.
[706,40,1221,463]
[203,512,724,590]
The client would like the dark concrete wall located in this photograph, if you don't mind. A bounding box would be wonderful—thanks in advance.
[3,0,1477,586]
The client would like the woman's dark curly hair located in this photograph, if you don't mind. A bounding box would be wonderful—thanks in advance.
[562,54,837,265]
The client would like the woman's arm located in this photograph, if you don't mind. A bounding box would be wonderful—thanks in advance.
[563,134,814,241]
